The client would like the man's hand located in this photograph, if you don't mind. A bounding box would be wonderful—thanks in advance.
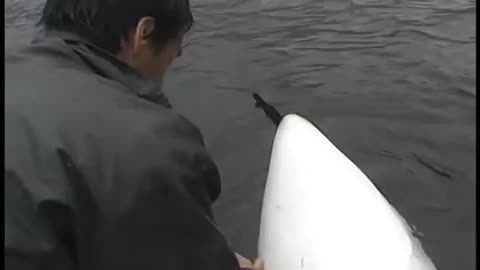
[235,253,263,270]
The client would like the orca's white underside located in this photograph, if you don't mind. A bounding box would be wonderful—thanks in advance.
[258,114,436,270]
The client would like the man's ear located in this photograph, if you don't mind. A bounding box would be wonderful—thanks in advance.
[133,17,156,53]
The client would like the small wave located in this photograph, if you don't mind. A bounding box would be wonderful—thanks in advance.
[296,41,408,52]
[413,153,456,180]
[384,29,474,44]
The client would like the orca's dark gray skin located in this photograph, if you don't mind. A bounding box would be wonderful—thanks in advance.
[252,93,283,126]
[5,30,241,270]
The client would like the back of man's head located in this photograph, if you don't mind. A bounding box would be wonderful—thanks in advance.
[39,0,193,54]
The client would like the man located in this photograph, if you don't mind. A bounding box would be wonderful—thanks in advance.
[5,0,262,269]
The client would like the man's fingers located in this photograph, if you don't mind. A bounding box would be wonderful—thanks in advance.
[234,252,264,269]
[253,258,264,270]
[235,253,254,268]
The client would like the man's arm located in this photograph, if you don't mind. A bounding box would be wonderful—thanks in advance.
[66,113,241,270]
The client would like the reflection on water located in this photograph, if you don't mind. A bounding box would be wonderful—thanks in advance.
[5,0,476,269]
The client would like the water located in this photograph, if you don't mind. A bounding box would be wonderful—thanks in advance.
[5,0,476,269]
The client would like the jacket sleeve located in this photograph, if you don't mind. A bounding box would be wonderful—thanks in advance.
[60,113,241,270]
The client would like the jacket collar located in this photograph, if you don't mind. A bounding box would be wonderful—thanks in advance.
[42,30,172,108]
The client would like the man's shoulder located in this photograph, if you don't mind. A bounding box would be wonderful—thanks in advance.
[5,33,206,159]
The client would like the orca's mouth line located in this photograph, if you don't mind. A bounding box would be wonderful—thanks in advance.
[252,93,283,126]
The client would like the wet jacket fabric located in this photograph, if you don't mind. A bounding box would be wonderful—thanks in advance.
[5,30,240,270]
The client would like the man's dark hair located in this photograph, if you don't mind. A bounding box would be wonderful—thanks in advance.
[39,0,194,54]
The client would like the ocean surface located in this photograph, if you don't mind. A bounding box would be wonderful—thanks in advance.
[5,0,476,269]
